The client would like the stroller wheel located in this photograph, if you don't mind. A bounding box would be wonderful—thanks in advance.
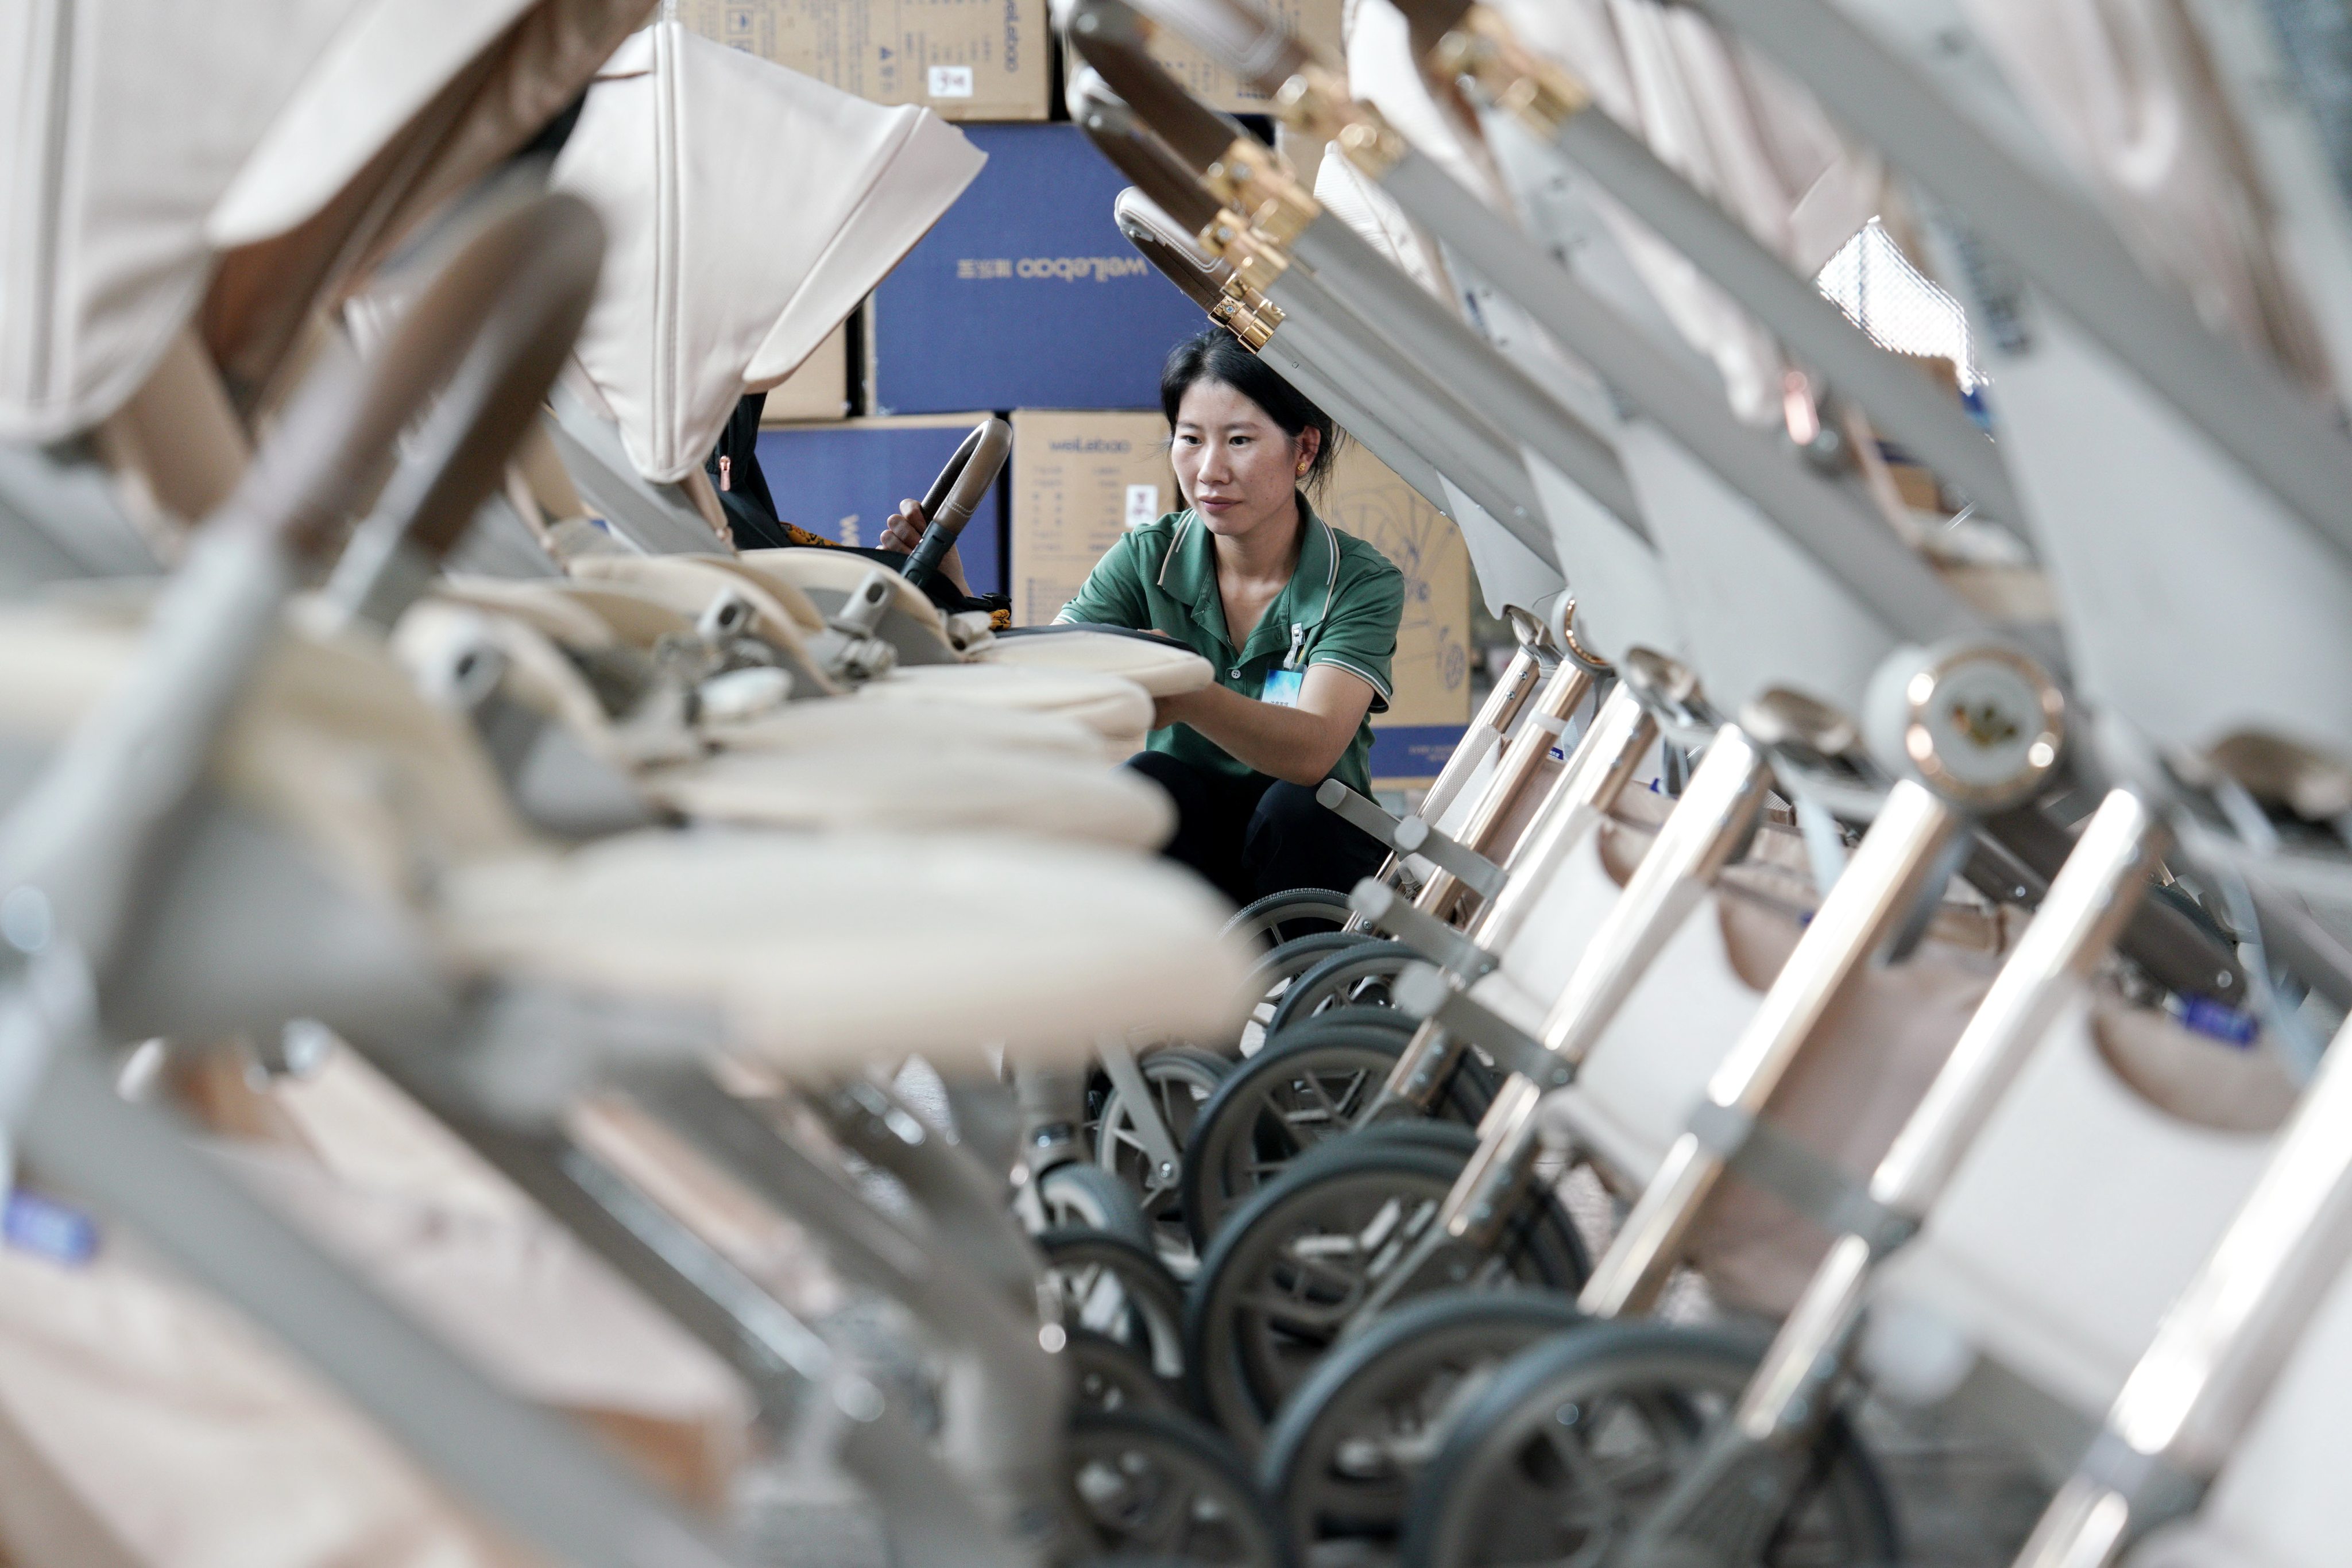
[1067,1330,1177,1416]
[1068,1407,1295,1568]
[1043,1229,1189,1401]
[1038,1161,1155,1251]
[1402,1321,1898,1568]
[1090,1044,1231,1269]
[1262,940,1421,1036]
[1221,888,1358,948]
[1185,1128,1587,1450]
[1259,1287,1588,1559]
[1179,1015,1496,1250]
[1236,932,1388,1053]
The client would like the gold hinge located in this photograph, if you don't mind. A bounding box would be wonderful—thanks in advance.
[1203,135,1321,250]
[1197,207,1293,295]
[1272,63,1410,180]
[1434,4,1591,138]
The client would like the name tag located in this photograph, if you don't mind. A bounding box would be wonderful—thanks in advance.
[1259,668,1305,708]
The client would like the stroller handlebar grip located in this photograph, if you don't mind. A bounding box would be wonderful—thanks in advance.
[902,417,1012,591]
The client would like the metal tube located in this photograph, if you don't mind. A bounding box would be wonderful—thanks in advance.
[1267,261,1637,536]
[1373,681,1653,1116]
[1413,657,1593,921]
[1277,216,1644,536]
[1463,681,1659,957]
[1370,149,1979,645]
[1434,724,1768,1246]
[1874,790,2164,1209]
[1736,789,2165,1437]
[1535,724,1771,1071]
[1271,293,1565,561]
[2107,1004,2352,1469]
[1692,0,2352,570]
[633,1069,1074,1560]
[1580,780,1965,1316]
[21,1045,742,1568]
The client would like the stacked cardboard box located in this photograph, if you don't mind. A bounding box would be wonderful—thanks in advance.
[1008,413,1472,784]
[675,0,1051,120]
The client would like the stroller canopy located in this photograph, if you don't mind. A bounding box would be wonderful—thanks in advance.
[1,0,637,444]
[553,22,985,483]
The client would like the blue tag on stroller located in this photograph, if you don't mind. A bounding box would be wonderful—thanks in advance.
[1259,668,1305,708]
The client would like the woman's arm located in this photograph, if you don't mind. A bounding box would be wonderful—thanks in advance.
[1152,665,1376,786]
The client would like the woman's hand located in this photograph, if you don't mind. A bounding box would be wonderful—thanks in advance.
[880,497,971,596]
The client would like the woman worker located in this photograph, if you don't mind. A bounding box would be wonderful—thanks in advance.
[889,328,1403,907]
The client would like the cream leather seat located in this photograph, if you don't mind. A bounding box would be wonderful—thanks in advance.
[400,581,1170,841]
[0,598,1249,1071]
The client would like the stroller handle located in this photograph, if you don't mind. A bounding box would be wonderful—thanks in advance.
[1125,0,1313,93]
[902,417,1012,591]
[1077,87,1224,233]
[1115,189,1228,311]
[1067,0,1238,171]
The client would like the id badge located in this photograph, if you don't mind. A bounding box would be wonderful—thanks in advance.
[1259,667,1305,708]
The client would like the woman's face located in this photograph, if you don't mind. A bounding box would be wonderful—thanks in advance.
[1170,378,1317,544]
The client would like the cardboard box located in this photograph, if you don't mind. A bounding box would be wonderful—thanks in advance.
[1008,409,1174,626]
[1007,413,1472,780]
[1321,443,1473,785]
[675,0,1049,121]
[757,319,851,423]
[753,413,1006,594]
[868,126,1215,413]
[1147,0,1344,113]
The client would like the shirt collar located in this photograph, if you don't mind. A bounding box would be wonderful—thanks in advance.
[1158,496,1340,659]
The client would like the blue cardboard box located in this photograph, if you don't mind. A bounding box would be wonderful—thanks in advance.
[868,124,1213,413]
[754,413,1005,594]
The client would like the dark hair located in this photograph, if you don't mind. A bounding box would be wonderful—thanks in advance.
[1159,328,1343,497]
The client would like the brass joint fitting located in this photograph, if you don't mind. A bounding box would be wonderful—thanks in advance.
[1204,135,1320,250]
[1272,63,1409,179]
[1197,207,1292,295]
[1212,276,1284,347]
[1434,4,1590,137]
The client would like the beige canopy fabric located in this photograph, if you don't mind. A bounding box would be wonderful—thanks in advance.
[0,0,643,445]
[203,0,652,411]
[0,0,369,442]
[1962,0,2334,396]
[552,24,985,482]
[1486,0,1883,425]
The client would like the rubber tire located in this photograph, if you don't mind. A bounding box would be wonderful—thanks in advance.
[1179,1017,1498,1251]
[1042,1229,1190,1397]
[1236,932,1388,1050]
[1068,1330,1177,1415]
[1401,1321,1899,1568]
[1067,1407,1297,1568]
[1089,1044,1232,1265]
[1223,888,1358,948]
[1262,941,1421,1035]
[1185,1125,1589,1450]
[1260,1288,1588,1557]
[1038,1162,1155,1252]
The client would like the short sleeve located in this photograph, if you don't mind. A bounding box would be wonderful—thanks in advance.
[1054,533,1150,628]
[1309,557,1403,714]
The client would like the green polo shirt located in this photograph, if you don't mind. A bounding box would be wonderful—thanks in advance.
[1056,500,1404,793]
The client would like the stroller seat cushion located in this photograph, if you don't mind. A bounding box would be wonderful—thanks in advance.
[431,828,1248,1070]
[852,665,1154,754]
[705,696,1103,760]
[637,742,1174,850]
[985,629,1214,696]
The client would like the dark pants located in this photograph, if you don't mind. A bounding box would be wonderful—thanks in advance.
[1125,751,1388,910]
